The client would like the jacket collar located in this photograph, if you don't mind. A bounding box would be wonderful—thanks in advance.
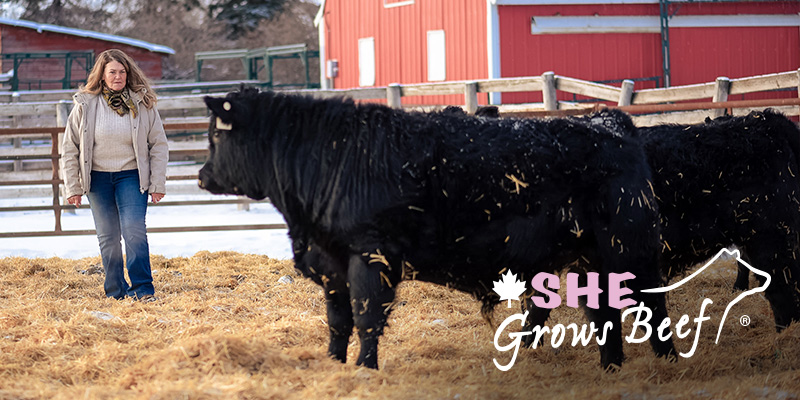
[74,87,145,105]
[129,88,144,105]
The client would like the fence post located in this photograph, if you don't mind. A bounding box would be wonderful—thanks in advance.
[618,80,635,107]
[542,71,557,111]
[464,81,479,114]
[712,76,731,118]
[56,100,74,216]
[56,100,70,127]
[387,83,402,109]
[237,197,251,211]
[11,92,22,172]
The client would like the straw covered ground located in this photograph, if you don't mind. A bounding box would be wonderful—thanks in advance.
[0,251,798,399]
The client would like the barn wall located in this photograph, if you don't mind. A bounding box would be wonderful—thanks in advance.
[499,3,662,104]
[670,26,800,88]
[322,1,799,106]
[0,25,165,91]
[323,0,489,106]
[498,1,800,104]
[667,2,800,100]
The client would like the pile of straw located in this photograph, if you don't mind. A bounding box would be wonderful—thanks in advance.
[0,251,798,399]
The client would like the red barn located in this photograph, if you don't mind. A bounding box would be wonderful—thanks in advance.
[315,0,800,105]
[0,17,174,91]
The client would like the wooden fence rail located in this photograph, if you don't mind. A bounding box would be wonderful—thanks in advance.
[3,69,799,126]
[1,69,799,238]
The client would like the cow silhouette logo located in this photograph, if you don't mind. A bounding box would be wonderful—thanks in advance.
[641,247,771,344]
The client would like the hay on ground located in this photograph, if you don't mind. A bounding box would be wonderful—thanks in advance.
[0,252,798,399]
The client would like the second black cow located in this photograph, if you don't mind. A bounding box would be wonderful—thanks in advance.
[639,109,800,329]
[198,88,676,370]
[522,109,800,334]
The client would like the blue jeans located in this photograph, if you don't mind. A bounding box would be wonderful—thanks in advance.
[87,169,154,299]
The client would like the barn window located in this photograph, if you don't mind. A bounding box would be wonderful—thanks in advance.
[427,30,446,82]
[358,37,376,87]
[384,0,414,8]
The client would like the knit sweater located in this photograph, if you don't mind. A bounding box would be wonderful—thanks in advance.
[92,101,137,172]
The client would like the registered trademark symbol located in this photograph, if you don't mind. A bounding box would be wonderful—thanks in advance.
[740,315,751,326]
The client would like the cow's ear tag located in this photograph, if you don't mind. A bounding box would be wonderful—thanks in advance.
[223,101,232,111]
[216,117,232,131]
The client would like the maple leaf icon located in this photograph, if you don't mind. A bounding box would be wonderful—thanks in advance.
[493,270,527,308]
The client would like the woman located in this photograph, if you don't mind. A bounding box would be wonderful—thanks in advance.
[61,49,169,301]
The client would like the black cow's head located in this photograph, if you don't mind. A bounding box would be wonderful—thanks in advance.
[198,87,267,199]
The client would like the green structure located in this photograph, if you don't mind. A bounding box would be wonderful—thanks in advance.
[1,50,94,91]
[194,48,251,81]
[195,43,319,89]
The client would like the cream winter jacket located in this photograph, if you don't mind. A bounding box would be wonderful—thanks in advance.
[61,89,169,198]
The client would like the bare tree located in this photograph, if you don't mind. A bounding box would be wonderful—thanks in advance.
[117,1,234,80]
[10,0,127,32]
[237,1,320,86]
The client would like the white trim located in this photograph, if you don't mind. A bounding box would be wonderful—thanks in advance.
[531,15,800,34]
[532,16,658,34]
[314,0,326,27]
[671,14,800,28]
[384,0,415,8]
[496,0,657,4]
[0,17,174,54]
[487,0,502,104]
[318,9,328,89]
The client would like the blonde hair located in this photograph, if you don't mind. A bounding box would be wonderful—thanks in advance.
[81,49,157,109]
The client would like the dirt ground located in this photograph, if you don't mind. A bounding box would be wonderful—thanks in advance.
[0,251,798,399]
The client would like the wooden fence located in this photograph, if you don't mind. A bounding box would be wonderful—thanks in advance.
[0,122,284,238]
[1,70,799,238]
[296,69,800,125]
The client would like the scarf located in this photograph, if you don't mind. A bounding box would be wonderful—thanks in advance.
[102,84,138,118]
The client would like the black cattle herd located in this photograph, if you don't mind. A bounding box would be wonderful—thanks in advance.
[197,87,800,371]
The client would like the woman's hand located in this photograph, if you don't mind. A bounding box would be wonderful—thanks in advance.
[151,193,165,204]
[67,195,82,207]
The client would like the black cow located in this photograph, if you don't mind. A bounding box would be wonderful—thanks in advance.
[522,109,800,337]
[700,113,800,296]
[198,88,676,370]
[639,110,800,330]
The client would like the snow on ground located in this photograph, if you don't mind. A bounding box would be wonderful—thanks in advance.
[0,194,293,260]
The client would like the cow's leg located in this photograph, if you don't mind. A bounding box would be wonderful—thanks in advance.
[623,269,677,361]
[595,176,676,367]
[294,243,354,362]
[325,289,353,363]
[578,272,626,370]
[733,248,751,291]
[604,226,676,361]
[733,261,750,291]
[521,291,554,348]
[347,252,400,369]
[742,238,800,331]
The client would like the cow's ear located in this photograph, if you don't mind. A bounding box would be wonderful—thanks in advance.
[205,96,235,130]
